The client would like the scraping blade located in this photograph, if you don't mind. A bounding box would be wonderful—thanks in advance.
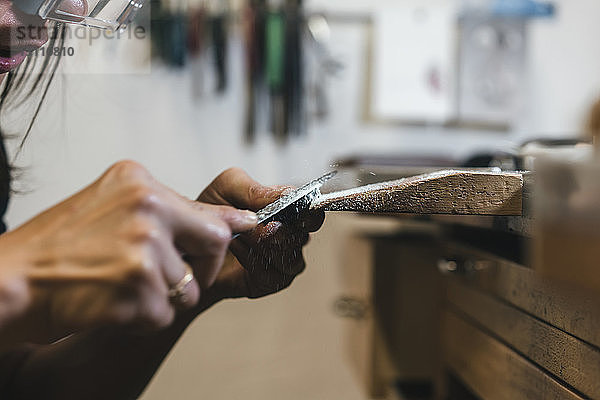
[255,171,337,224]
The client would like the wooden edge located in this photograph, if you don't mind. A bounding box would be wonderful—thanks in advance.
[313,170,523,216]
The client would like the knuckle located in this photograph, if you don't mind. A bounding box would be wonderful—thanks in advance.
[127,217,161,244]
[247,184,263,203]
[108,160,151,182]
[108,302,137,325]
[140,298,174,329]
[149,310,174,330]
[219,167,244,181]
[175,281,200,309]
[122,251,155,285]
[212,204,236,219]
[207,222,232,251]
[186,284,201,307]
[126,184,161,212]
[0,274,29,322]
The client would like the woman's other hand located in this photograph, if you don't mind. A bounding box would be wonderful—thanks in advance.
[0,161,257,345]
[198,168,325,299]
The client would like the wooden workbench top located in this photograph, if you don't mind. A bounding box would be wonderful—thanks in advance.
[321,167,533,237]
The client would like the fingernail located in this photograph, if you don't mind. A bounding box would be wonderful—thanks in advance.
[241,210,258,224]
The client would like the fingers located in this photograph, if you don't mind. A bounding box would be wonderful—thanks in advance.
[153,237,200,310]
[236,221,306,249]
[246,185,290,210]
[106,238,199,330]
[131,277,176,330]
[117,179,247,303]
[113,242,191,330]
[295,209,326,233]
[161,182,258,234]
[190,202,258,234]
[232,222,307,276]
[200,168,325,234]
[169,211,231,288]
[153,188,258,289]
[29,161,273,338]
[229,239,304,298]
[111,243,198,331]
[126,175,260,294]
[201,168,286,210]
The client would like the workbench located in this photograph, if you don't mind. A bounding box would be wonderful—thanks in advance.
[329,166,599,400]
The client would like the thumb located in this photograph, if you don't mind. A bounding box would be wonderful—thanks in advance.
[201,168,292,211]
[192,202,258,234]
[249,185,292,210]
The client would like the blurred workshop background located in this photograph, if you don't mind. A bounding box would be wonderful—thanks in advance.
[3,0,600,399]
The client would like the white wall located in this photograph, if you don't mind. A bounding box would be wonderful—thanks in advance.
[521,0,600,135]
[4,0,600,227]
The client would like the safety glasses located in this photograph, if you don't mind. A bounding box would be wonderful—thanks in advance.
[14,0,145,32]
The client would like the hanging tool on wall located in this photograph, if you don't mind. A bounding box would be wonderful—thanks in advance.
[283,0,303,137]
[265,3,286,141]
[243,2,257,142]
[149,0,187,68]
[210,4,228,93]
[244,0,270,143]
[169,10,187,67]
[188,2,207,98]
[262,0,306,143]
[187,3,206,58]
[243,0,264,142]
[187,0,209,98]
[149,0,314,140]
[149,0,165,59]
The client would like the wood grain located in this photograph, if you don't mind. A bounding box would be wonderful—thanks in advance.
[313,170,523,216]
[443,311,584,400]
[447,278,600,398]
[443,241,600,349]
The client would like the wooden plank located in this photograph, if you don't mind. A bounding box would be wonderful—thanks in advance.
[444,241,600,349]
[443,311,584,400]
[447,278,600,398]
[313,170,523,216]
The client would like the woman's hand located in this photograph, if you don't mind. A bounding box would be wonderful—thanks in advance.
[0,161,257,345]
[197,168,324,299]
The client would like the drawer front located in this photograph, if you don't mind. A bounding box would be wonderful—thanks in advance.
[441,241,600,349]
[446,278,600,398]
[443,311,584,400]
[440,241,600,398]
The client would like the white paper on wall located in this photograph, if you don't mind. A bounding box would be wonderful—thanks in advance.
[457,16,527,126]
[370,1,457,123]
